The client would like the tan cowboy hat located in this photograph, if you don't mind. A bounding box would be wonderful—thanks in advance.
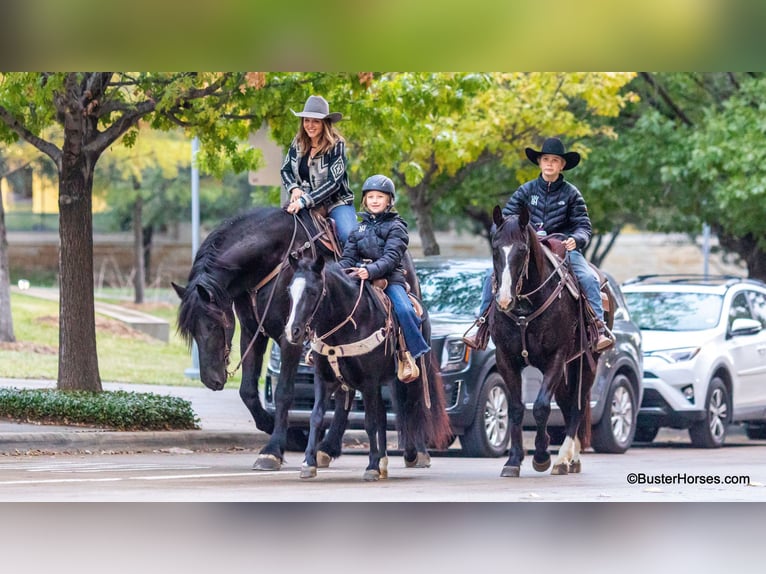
[291,95,342,123]
[525,137,581,170]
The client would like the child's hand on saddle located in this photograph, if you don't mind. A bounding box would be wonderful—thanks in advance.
[563,237,577,251]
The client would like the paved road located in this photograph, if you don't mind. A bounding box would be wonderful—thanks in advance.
[0,438,763,501]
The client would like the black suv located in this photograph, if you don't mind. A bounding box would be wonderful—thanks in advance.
[264,257,643,457]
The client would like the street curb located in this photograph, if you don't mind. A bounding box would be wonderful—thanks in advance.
[0,430,269,454]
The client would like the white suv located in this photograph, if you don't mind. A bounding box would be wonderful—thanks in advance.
[622,275,766,448]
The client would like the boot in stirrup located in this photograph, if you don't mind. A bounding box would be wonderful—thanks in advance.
[595,320,615,352]
[398,351,420,383]
[463,315,490,351]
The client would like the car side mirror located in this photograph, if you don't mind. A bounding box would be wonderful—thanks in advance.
[729,318,762,337]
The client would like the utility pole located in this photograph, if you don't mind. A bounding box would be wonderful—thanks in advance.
[184,137,201,379]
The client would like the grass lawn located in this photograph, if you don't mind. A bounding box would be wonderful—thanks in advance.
[1,291,248,388]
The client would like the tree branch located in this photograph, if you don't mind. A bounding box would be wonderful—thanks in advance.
[83,100,157,156]
[0,105,62,165]
[639,72,694,126]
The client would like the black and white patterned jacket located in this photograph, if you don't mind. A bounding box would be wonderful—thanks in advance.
[280,138,354,209]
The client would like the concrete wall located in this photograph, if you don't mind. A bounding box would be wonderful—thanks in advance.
[7,228,747,289]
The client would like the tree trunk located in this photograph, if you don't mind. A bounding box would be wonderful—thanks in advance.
[0,189,15,342]
[408,183,440,256]
[717,230,766,282]
[133,193,145,304]
[57,147,101,392]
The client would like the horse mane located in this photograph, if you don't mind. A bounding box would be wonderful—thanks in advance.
[525,224,547,279]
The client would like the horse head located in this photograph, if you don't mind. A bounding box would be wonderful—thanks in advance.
[285,255,326,345]
[173,278,236,391]
[491,205,543,312]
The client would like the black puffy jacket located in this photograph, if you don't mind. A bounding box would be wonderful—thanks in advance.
[338,210,409,286]
[502,174,592,251]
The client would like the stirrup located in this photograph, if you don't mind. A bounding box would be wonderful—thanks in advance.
[462,314,489,351]
[397,351,420,383]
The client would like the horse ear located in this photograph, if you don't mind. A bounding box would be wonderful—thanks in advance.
[171,282,186,299]
[492,205,504,227]
[196,283,213,303]
[519,205,530,228]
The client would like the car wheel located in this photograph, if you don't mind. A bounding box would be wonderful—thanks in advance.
[633,425,660,444]
[591,373,636,454]
[689,377,730,448]
[745,423,766,440]
[460,373,510,458]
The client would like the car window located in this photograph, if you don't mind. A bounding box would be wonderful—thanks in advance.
[623,291,723,331]
[417,267,486,316]
[744,290,766,328]
[728,292,754,330]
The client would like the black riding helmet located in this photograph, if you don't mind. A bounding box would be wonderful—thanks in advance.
[361,174,396,206]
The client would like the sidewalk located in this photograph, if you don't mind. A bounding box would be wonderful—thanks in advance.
[0,378,272,454]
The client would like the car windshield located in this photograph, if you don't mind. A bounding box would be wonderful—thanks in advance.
[417,266,485,316]
[624,291,723,331]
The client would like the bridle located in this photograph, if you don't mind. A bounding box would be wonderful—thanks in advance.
[495,225,571,364]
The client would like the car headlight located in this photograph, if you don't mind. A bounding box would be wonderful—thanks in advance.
[441,338,470,372]
[646,347,701,363]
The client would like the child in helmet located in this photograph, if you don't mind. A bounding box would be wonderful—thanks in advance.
[338,174,429,382]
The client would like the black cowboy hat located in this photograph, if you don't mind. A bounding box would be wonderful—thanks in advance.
[291,95,342,123]
[525,137,580,170]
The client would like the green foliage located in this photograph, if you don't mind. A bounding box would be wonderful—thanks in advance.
[0,388,199,430]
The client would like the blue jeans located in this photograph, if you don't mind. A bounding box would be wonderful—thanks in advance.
[328,204,357,246]
[478,251,603,321]
[567,250,604,321]
[385,283,431,359]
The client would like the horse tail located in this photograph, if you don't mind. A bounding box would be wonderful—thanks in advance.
[395,350,453,452]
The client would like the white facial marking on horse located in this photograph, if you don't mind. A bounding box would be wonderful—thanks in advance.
[285,277,307,343]
[496,245,514,310]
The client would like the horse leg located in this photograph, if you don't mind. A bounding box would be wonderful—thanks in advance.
[531,370,562,473]
[253,339,303,471]
[236,333,274,434]
[553,360,592,474]
[300,374,328,479]
[362,387,386,481]
[316,388,352,468]
[499,362,525,478]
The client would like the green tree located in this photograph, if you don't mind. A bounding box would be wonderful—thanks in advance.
[579,72,766,280]
[341,72,636,255]
[0,72,365,391]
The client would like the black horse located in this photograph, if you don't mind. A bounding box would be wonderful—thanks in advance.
[489,205,613,477]
[284,255,452,481]
[173,206,425,471]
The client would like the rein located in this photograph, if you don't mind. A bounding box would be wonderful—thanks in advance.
[501,239,571,366]
[308,272,394,393]
[225,214,305,378]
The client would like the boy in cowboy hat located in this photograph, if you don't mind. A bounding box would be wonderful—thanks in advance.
[282,95,357,245]
[463,137,614,352]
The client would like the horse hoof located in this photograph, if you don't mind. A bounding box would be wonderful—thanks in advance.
[569,460,582,474]
[252,454,282,471]
[299,465,317,479]
[363,470,381,482]
[532,456,551,472]
[551,463,569,475]
[500,465,520,478]
[405,452,431,468]
[317,451,332,468]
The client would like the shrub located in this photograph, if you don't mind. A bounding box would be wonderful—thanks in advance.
[0,388,200,431]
